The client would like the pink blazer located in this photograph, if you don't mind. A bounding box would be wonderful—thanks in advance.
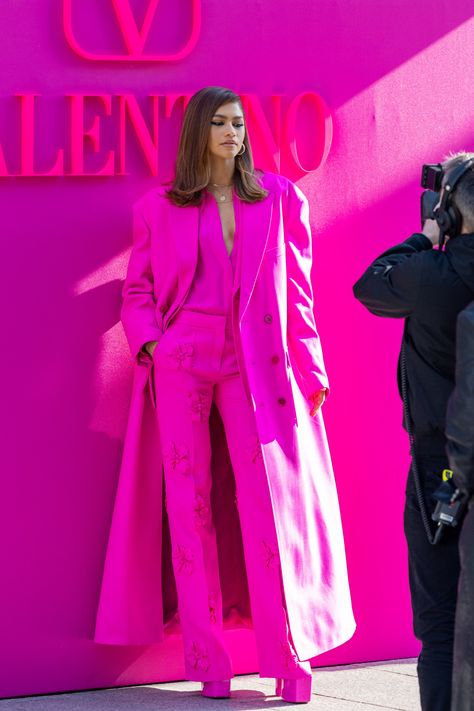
[122,172,329,404]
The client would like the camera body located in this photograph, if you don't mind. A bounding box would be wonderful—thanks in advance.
[420,163,443,224]
[421,163,444,193]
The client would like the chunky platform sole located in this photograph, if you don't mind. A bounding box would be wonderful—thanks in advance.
[275,675,312,703]
[200,680,231,698]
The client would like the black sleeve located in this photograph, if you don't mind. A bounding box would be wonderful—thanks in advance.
[353,234,432,318]
[446,306,474,496]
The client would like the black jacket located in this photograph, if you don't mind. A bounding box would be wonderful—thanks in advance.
[353,233,474,436]
[446,302,474,496]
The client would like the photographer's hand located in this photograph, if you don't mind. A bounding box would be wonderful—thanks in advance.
[422,218,441,246]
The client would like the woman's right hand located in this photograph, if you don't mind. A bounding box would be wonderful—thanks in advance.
[308,388,327,417]
[143,340,158,358]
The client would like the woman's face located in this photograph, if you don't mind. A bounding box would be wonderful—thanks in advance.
[207,101,245,161]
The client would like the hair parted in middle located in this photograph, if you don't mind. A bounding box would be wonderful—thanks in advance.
[166,86,268,207]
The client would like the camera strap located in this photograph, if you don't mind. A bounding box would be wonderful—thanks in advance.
[400,334,444,545]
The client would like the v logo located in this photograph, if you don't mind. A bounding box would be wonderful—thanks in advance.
[63,0,202,62]
[111,0,160,56]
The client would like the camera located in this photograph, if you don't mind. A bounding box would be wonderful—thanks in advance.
[420,163,443,226]
[422,163,444,192]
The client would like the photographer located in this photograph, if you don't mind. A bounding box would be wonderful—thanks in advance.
[353,152,474,711]
[445,301,474,711]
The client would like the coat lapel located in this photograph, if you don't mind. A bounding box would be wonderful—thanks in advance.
[238,196,274,321]
[168,202,200,307]
[165,193,273,324]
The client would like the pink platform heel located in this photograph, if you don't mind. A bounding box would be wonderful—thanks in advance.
[201,680,231,698]
[275,675,312,703]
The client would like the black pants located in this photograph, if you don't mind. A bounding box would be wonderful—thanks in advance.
[404,440,461,711]
[451,502,474,711]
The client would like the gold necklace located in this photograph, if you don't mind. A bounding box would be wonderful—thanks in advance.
[209,182,233,203]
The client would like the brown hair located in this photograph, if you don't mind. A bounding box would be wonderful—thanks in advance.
[166,86,268,207]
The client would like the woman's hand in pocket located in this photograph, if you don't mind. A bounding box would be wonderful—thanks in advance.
[143,340,158,358]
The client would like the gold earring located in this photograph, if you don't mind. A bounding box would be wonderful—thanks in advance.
[237,144,246,156]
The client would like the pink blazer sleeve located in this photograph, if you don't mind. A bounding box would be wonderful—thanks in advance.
[120,201,162,358]
[284,181,329,398]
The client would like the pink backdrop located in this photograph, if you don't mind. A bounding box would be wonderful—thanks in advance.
[1,0,473,698]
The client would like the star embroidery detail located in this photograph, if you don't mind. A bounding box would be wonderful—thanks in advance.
[164,442,191,476]
[194,495,210,527]
[261,540,280,569]
[186,641,210,672]
[173,545,194,576]
[166,342,194,370]
[188,388,211,422]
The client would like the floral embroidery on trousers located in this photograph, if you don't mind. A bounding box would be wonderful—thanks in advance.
[166,342,194,370]
[164,442,191,476]
[188,388,212,422]
[186,641,211,672]
[173,545,195,576]
[261,540,280,569]
[194,494,210,528]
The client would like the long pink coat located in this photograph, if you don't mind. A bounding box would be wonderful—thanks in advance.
[94,172,356,661]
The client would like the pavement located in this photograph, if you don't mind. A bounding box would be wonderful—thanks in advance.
[0,659,420,710]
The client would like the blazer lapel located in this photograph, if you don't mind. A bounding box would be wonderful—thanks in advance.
[238,196,274,321]
[165,194,273,324]
[168,202,199,305]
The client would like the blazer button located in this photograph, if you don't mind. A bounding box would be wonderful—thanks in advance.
[271,355,280,364]
[264,313,273,324]
[277,397,286,406]
[159,303,167,313]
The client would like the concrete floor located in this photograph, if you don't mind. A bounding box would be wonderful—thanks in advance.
[0,659,420,710]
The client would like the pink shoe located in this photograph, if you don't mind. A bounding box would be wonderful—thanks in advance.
[275,675,312,703]
[201,680,231,698]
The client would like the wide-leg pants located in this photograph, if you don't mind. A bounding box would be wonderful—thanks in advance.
[153,309,311,681]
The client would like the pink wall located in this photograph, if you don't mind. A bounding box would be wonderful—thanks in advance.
[1,0,473,698]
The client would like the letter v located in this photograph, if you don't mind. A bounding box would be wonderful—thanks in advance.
[111,0,160,56]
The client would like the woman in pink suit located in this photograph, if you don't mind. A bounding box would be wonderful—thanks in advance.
[94,86,355,703]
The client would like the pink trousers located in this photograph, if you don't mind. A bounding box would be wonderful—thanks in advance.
[153,309,311,681]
